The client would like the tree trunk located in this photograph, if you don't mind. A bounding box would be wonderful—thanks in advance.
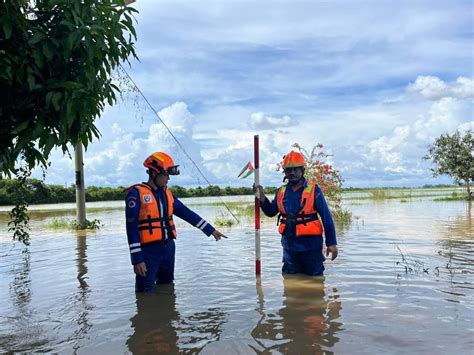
[75,143,86,228]
[465,179,472,201]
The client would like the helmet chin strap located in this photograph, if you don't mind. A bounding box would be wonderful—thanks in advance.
[152,173,159,187]
[148,170,161,189]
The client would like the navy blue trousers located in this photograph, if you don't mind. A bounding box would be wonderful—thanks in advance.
[282,248,325,276]
[136,240,175,292]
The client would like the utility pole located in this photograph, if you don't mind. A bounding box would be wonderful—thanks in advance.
[75,142,86,229]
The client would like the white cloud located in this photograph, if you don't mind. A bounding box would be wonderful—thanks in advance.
[413,97,462,141]
[366,126,410,172]
[407,75,474,100]
[249,112,296,130]
[452,77,474,99]
[407,76,449,100]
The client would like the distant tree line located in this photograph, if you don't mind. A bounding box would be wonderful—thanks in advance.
[343,184,457,191]
[0,179,278,205]
[0,178,460,206]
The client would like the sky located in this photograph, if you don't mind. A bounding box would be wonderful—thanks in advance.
[38,0,473,188]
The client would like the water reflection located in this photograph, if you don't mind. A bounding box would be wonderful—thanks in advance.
[252,275,342,353]
[127,284,180,354]
[70,232,93,351]
[435,201,474,293]
[4,249,48,351]
[127,284,227,354]
[177,307,226,353]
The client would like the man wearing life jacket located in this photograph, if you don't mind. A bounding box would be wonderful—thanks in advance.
[125,152,226,292]
[254,151,338,276]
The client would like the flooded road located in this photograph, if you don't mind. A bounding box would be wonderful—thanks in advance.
[0,196,473,353]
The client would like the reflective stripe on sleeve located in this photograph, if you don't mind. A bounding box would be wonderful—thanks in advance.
[196,219,205,228]
[199,221,208,230]
[129,243,141,248]
[130,248,142,254]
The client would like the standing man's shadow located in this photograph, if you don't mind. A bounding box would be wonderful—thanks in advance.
[127,284,180,354]
[252,274,342,353]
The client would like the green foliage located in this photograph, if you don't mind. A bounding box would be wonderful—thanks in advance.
[331,207,352,224]
[71,218,102,230]
[368,189,388,200]
[45,217,71,229]
[433,191,467,201]
[214,210,237,227]
[45,217,102,230]
[424,130,474,200]
[368,189,414,200]
[7,169,31,245]
[0,0,138,176]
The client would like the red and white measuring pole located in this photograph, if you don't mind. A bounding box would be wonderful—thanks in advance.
[254,135,261,275]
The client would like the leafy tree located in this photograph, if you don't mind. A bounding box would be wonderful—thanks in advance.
[424,130,474,200]
[0,0,138,244]
[170,185,190,198]
[1,0,137,175]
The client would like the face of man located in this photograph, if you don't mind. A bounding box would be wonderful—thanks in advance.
[284,167,304,184]
[150,170,169,188]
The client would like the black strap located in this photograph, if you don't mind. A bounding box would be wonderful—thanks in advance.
[280,212,318,226]
[138,225,162,231]
[137,215,172,224]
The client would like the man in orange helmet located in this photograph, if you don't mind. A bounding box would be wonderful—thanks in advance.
[254,150,338,276]
[125,152,226,292]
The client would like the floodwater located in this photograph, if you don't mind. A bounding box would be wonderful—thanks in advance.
[0,195,473,354]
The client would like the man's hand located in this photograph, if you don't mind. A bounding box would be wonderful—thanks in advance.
[212,230,227,241]
[326,245,338,261]
[133,262,147,277]
[253,184,266,201]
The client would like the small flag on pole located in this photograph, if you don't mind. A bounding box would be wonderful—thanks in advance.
[237,161,255,179]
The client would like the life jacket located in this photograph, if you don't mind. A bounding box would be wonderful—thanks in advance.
[129,183,177,244]
[276,183,323,236]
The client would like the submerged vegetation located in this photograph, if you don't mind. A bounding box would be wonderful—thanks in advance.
[344,187,465,201]
[433,191,468,201]
[394,243,457,278]
[45,218,102,230]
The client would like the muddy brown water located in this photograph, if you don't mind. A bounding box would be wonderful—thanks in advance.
[0,196,472,353]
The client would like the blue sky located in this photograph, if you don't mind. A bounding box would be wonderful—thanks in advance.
[39,0,473,188]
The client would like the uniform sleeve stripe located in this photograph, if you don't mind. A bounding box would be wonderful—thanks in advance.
[130,248,142,254]
[129,243,141,248]
[199,221,208,230]
[196,219,205,228]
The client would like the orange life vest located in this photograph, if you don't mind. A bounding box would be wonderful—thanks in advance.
[276,183,323,236]
[132,183,177,244]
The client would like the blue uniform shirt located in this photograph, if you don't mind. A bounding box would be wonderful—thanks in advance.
[125,184,216,265]
[261,179,337,252]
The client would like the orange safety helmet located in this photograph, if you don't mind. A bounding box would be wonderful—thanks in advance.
[282,151,306,169]
[143,152,180,175]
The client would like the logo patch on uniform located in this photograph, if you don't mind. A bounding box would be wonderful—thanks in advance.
[128,200,136,208]
[143,194,153,204]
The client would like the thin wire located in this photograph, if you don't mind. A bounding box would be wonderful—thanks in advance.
[119,64,239,222]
